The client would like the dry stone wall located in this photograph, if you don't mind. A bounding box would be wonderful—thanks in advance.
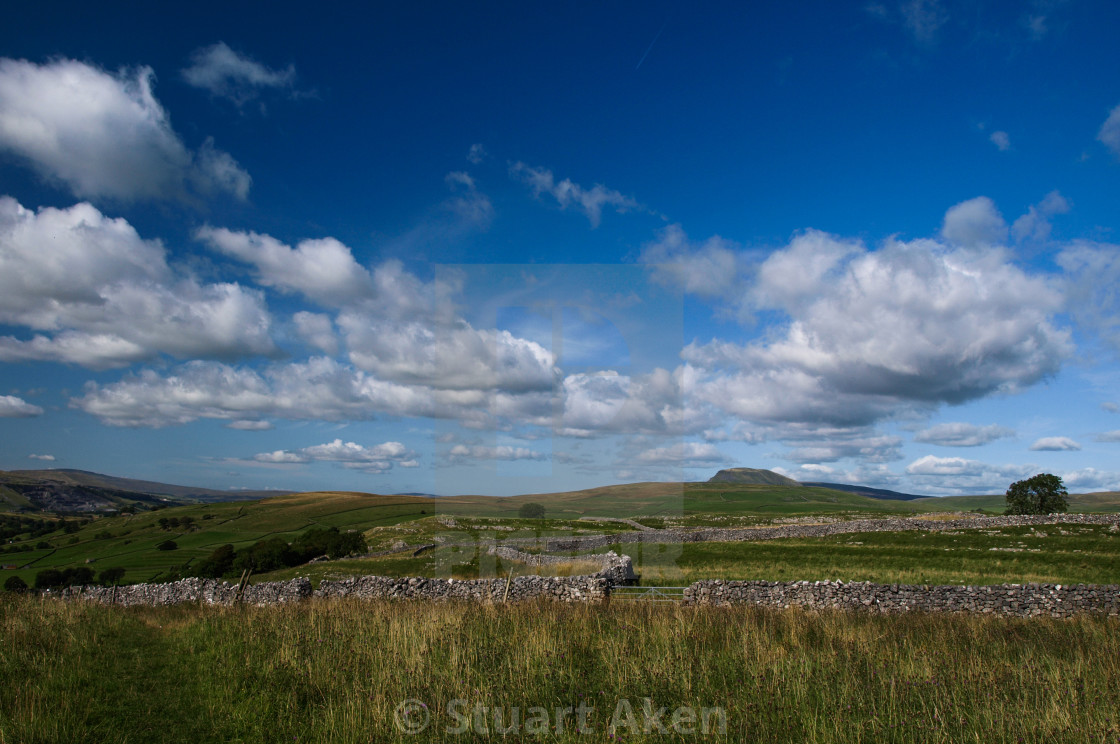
[58,576,312,606]
[316,574,608,602]
[684,579,1120,618]
[56,574,607,606]
[535,513,1120,553]
[486,546,637,585]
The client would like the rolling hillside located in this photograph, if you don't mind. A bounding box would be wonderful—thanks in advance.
[436,481,929,519]
[1,491,435,587]
[0,469,290,513]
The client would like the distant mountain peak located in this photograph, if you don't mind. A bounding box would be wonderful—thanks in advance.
[707,468,802,487]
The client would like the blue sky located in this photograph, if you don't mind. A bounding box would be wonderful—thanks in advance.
[2,1,1119,497]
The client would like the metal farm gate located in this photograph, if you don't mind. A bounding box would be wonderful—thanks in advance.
[610,586,687,604]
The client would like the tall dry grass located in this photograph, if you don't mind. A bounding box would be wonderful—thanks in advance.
[2,595,1118,742]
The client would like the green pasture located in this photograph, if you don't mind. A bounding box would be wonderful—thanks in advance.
[599,524,1120,586]
[0,491,435,587]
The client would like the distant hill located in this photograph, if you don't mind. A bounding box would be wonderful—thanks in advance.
[801,482,928,501]
[708,468,802,487]
[0,469,290,513]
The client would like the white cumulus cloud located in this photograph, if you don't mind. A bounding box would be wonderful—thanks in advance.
[0,395,43,417]
[0,197,275,369]
[640,224,741,299]
[687,229,1069,429]
[1058,240,1120,353]
[196,226,374,307]
[447,445,547,462]
[941,196,1008,247]
[1012,191,1070,244]
[1029,436,1081,451]
[635,442,726,467]
[254,438,417,473]
[914,422,1015,447]
[0,57,249,202]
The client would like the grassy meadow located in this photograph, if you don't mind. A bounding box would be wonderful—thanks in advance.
[3,596,1119,743]
[4,483,1120,742]
[241,522,1120,589]
[7,482,1120,590]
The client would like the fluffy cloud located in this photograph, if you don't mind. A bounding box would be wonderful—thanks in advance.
[904,455,1034,494]
[0,395,43,417]
[0,198,275,369]
[989,130,1011,151]
[634,442,726,467]
[510,162,640,227]
[1012,191,1070,244]
[254,438,417,473]
[181,42,296,105]
[908,456,999,479]
[339,315,557,393]
[1057,241,1120,353]
[686,229,1069,429]
[640,224,740,299]
[226,419,273,431]
[940,196,1008,247]
[779,431,902,464]
[71,356,554,429]
[774,463,904,489]
[1094,430,1120,443]
[28,453,55,461]
[196,226,374,306]
[1099,104,1120,159]
[914,422,1015,447]
[559,368,713,438]
[752,230,860,309]
[292,312,338,355]
[1029,436,1081,451]
[447,445,546,462]
[198,226,468,327]
[0,58,249,201]
[1102,402,1119,413]
[1060,468,1120,492]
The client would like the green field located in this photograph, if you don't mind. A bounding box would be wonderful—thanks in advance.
[237,523,1120,589]
[606,524,1120,586]
[0,491,436,587]
[4,482,1120,590]
[3,596,1118,743]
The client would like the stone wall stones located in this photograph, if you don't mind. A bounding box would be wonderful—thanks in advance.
[315,574,608,603]
[683,579,1120,618]
[532,513,1120,554]
[56,573,608,607]
[58,576,312,606]
[486,546,638,585]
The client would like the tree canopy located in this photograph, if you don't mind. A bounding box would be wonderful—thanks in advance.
[518,502,546,519]
[1005,473,1069,515]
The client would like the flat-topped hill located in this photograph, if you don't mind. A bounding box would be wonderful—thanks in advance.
[708,468,802,487]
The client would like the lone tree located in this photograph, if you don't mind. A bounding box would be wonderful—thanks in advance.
[518,502,546,520]
[4,575,28,593]
[1005,473,1069,515]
